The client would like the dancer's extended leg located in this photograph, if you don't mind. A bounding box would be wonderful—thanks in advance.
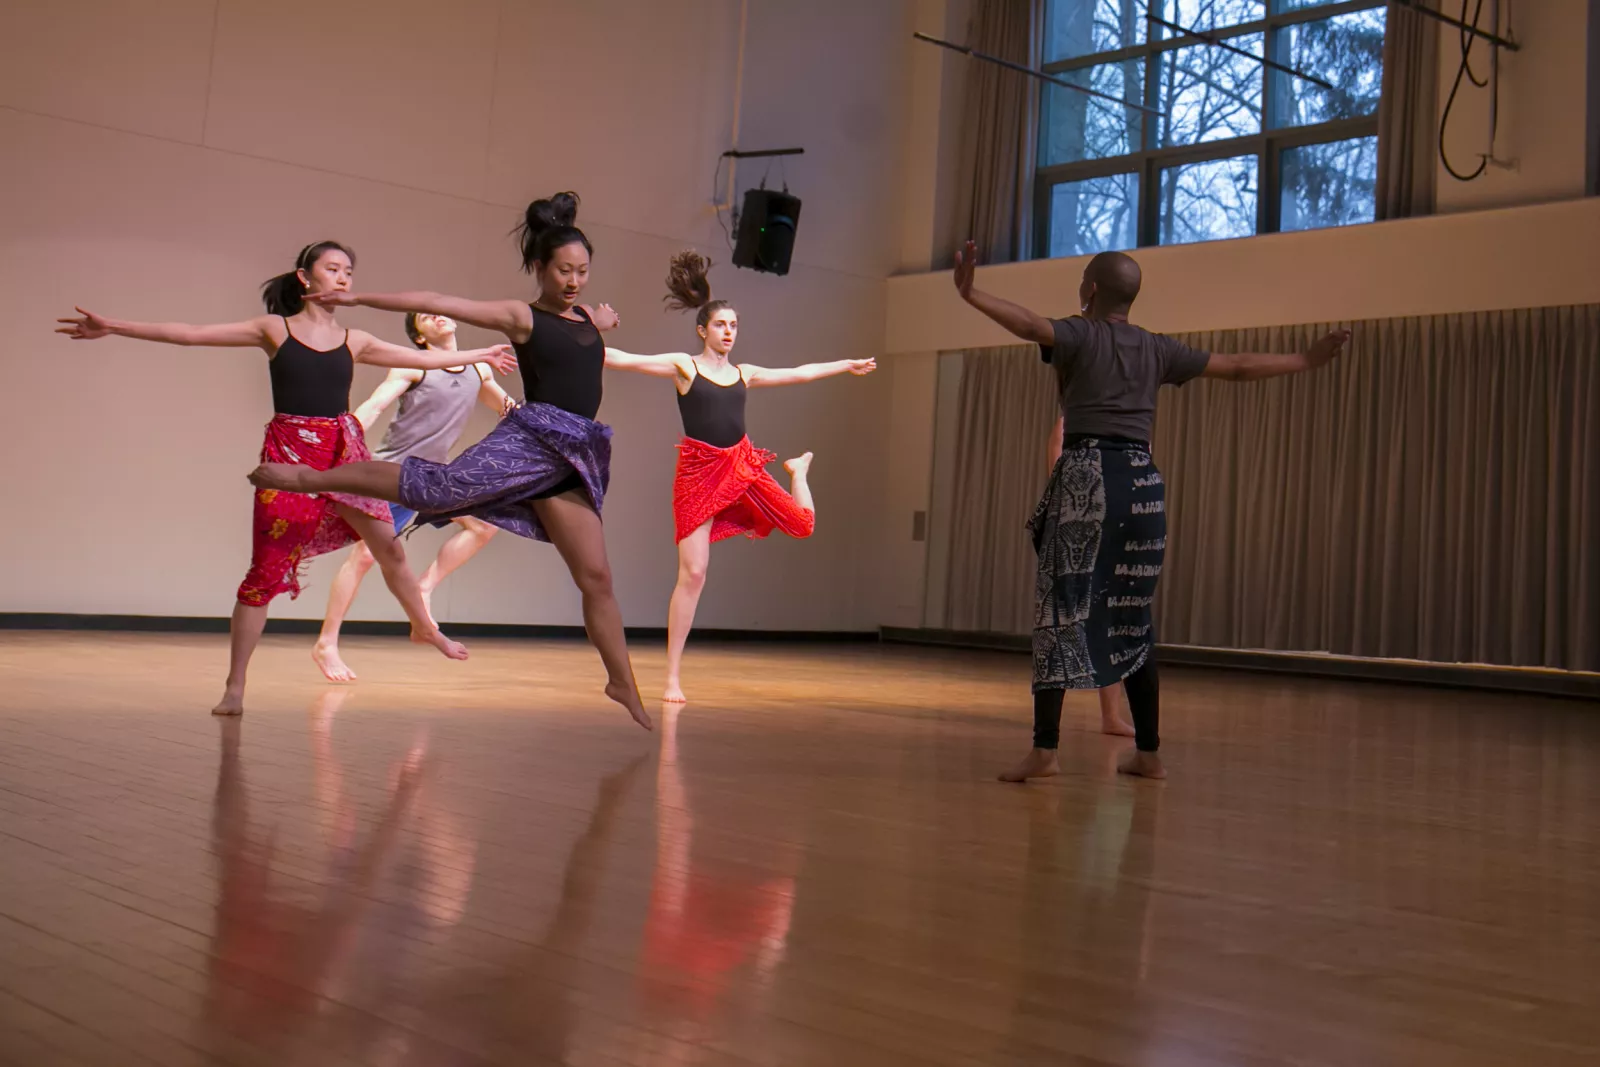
[335,504,467,663]
[1116,655,1165,779]
[213,601,269,716]
[418,516,497,620]
[662,519,713,703]
[250,460,403,502]
[999,689,1066,782]
[532,489,652,731]
[783,451,815,513]
[315,542,376,682]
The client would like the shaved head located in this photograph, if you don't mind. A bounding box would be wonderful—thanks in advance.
[1083,251,1142,312]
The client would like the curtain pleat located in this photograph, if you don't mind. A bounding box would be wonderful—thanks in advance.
[938,306,1600,672]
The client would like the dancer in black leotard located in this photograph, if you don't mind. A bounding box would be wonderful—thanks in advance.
[248,194,653,731]
[57,241,517,716]
[604,251,876,703]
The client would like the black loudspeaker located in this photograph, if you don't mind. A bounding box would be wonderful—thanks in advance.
[732,188,802,275]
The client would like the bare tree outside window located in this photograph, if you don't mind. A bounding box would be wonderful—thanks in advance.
[1036,0,1385,258]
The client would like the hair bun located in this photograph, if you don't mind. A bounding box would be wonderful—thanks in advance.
[526,191,580,233]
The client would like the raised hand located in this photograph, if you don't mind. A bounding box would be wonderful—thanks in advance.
[847,358,877,376]
[952,239,978,302]
[1306,328,1351,368]
[304,290,360,308]
[589,303,621,331]
[55,307,114,340]
[480,344,518,376]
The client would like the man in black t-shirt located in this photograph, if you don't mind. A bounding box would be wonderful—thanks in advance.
[953,242,1348,782]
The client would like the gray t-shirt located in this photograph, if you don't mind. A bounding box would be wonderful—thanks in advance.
[1040,316,1210,442]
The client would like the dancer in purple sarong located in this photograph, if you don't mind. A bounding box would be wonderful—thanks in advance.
[249,193,652,731]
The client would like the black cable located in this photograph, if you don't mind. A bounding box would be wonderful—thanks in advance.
[1439,0,1489,182]
[712,154,736,252]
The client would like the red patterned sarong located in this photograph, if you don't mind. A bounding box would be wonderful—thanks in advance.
[238,414,391,606]
[672,435,815,544]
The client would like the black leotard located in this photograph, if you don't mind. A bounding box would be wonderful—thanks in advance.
[269,317,352,417]
[515,305,604,420]
[676,367,748,448]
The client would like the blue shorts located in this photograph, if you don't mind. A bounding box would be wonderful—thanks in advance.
[390,505,417,534]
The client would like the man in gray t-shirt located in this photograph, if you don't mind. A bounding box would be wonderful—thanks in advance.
[1041,314,1210,443]
[953,241,1348,784]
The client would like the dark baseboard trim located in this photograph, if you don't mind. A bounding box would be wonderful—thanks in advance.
[878,627,1600,701]
[0,613,877,644]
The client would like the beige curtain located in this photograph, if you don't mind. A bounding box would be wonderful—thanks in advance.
[1375,2,1439,220]
[949,0,1041,263]
[939,306,1600,672]
[942,346,1058,632]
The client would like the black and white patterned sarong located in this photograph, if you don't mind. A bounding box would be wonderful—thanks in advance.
[1028,437,1166,692]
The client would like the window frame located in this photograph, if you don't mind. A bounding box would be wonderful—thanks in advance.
[1035,0,1385,257]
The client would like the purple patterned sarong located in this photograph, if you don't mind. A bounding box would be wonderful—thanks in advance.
[397,402,611,542]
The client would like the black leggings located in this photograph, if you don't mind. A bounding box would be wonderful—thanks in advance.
[1033,654,1159,753]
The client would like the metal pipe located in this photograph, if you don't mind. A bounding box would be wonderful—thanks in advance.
[716,0,750,211]
[1144,15,1335,91]
[1389,0,1519,51]
[913,31,1160,116]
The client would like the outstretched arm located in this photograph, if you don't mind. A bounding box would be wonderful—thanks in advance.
[474,363,517,417]
[1202,330,1350,381]
[952,240,1054,347]
[55,308,276,352]
[349,331,517,375]
[351,368,422,432]
[742,358,876,388]
[308,290,532,339]
[603,348,693,379]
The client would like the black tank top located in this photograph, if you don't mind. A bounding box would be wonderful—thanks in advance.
[515,305,604,420]
[269,317,353,417]
[676,366,747,448]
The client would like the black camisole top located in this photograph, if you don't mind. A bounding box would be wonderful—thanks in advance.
[676,366,748,448]
[269,317,353,418]
[516,304,604,420]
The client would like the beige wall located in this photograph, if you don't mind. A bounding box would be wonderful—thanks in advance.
[1435,0,1592,213]
[0,0,914,630]
[887,196,1600,352]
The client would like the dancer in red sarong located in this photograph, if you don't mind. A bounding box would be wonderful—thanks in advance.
[57,241,516,716]
[604,251,875,702]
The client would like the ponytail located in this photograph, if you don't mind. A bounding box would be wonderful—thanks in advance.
[663,250,732,329]
[259,240,356,316]
[514,191,591,273]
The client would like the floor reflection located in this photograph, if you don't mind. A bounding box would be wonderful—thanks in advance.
[204,691,471,1060]
[1002,781,1162,1061]
[635,704,797,1037]
[422,751,648,1064]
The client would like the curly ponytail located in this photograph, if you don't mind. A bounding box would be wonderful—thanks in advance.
[663,250,733,329]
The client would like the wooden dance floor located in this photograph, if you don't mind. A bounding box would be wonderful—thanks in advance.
[1,632,1596,1066]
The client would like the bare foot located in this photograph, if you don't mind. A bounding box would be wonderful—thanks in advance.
[605,680,654,731]
[211,689,244,717]
[783,451,814,476]
[312,640,358,683]
[249,463,312,491]
[1101,713,1136,738]
[418,583,439,629]
[998,747,1060,783]
[661,682,687,704]
[410,626,469,661]
[1117,750,1167,779]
